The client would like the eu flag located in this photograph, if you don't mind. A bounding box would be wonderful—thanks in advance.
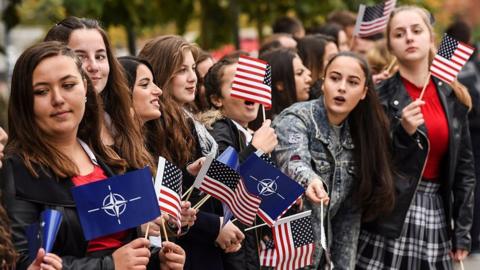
[240,154,305,226]
[71,167,160,240]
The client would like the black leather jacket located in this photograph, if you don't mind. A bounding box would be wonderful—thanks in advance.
[362,73,476,251]
[0,154,161,270]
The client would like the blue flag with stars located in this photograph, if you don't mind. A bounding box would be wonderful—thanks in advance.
[71,167,160,240]
[240,154,305,226]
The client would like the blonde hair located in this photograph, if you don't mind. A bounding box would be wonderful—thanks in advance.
[386,5,472,109]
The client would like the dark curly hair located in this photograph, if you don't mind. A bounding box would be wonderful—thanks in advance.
[204,56,238,109]
[0,201,16,268]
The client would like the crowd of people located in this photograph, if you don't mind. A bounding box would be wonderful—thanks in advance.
[0,3,479,270]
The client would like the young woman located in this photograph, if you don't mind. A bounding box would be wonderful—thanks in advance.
[118,56,197,237]
[44,16,153,172]
[250,48,312,130]
[272,52,396,269]
[356,6,475,270]
[139,36,250,270]
[203,56,278,270]
[192,49,214,113]
[1,41,158,269]
[297,34,339,100]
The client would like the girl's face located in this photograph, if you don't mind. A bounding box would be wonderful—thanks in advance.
[32,55,87,140]
[293,55,312,102]
[169,49,197,105]
[212,63,259,127]
[322,56,367,125]
[68,29,110,93]
[132,64,162,124]
[388,10,433,64]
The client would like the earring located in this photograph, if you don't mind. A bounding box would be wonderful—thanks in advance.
[85,96,87,103]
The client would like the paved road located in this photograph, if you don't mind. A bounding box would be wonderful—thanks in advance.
[454,253,480,269]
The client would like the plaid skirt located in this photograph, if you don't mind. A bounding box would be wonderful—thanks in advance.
[356,181,453,270]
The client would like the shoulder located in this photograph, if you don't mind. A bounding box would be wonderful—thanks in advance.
[376,73,402,102]
[275,100,318,122]
[1,154,75,206]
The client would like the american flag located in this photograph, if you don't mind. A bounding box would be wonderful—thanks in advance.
[430,34,475,84]
[273,211,315,270]
[193,155,261,225]
[154,156,183,231]
[231,55,272,108]
[259,238,277,267]
[353,0,396,37]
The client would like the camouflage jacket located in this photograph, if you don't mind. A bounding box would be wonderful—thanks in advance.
[272,98,361,270]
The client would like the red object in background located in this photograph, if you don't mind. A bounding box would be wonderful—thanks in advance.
[210,37,259,60]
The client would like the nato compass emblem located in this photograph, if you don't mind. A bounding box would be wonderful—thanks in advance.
[250,176,285,199]
[87,185,142,224]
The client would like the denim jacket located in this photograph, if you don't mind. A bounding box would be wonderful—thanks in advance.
[272,98,361,269]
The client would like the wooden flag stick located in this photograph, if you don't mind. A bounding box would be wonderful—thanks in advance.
[459,260,465,270]
[161,218,169,242]
[244,222,268,232]
[193,194,211,210]
[184,186,195,202]
[261,104,266,122]
[418,72,431,100]
[385,57,397,74]
[182,186,194,200]
[144,222,151,239]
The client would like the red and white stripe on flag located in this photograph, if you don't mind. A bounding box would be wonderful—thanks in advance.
[231,55,272,108]
[259,240,277,267]
[273,211,315,270]
[154,157,182,232]
[200,175,260,225]
[354,0,396,37]
[430,35,475,84]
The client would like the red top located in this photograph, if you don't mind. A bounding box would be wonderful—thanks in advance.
[72,165,128,252]
[402,77,449,180]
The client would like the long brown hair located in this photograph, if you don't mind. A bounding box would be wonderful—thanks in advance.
[44,17,154,170]
[0,202,16,269]
[117,56,176,165]
[386,6,472,109]
[324,52,396,221]
[7,41,126,177]
[139,35,196,166]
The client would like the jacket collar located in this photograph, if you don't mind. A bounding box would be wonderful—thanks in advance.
[313,97,354,150]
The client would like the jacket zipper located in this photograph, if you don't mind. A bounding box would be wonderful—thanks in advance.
[407,129,430,209]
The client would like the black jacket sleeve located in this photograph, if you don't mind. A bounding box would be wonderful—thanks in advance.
[452,115,476,251]
[211,119,257,163]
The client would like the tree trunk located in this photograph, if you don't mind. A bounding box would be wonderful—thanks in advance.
[229,0,240,50]
[126,24,136,55]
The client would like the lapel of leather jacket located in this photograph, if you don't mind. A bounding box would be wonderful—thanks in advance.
[434,77,455,184]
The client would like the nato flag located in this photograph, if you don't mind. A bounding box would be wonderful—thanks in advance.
[71,167,160,240]
[240,154,305,226]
